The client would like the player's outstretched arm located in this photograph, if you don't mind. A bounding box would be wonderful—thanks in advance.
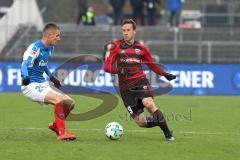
[43,65,61,88]
[43,66,52,77]
[105,57,119,74]
[142,47,176,81]
[49,75,61,88]
[21,44,40,85]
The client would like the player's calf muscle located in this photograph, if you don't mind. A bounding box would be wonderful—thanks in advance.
[135,119,146,127]
[134,114,147,127]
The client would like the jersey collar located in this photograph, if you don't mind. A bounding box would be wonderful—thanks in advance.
[38,39,52,49]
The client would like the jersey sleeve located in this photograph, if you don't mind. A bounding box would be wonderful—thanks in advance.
[43,66,52,77]
[21,44,40,78]
[22,43,40,65]
[21,60,30,78]
[142,46,166,76]
[104,43,119,74]
[43,46,54,77]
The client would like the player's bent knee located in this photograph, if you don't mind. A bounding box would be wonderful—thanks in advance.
[143,101,154,109]
[62,98,75,109]
[54,99,64,105]
[69,99,75,110]
[142,100,149,106]
[71,99,75,106]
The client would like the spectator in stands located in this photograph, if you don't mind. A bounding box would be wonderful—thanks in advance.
[144,0,160,25]
[167,0,184,32]
[110,0,125,25]
[130,0,145,26]
[76,0,88,25]
[82,6,95,26]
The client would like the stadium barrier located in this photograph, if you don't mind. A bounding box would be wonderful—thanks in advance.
[0,61,240,95]
[0,0,43,53]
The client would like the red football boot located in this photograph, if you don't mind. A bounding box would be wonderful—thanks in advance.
[57,130,77,141]
[48,122,59,136]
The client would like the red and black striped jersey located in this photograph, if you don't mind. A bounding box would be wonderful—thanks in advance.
[105,39,166,90]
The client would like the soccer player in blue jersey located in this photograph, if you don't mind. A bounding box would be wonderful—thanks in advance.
[21,23,77,141]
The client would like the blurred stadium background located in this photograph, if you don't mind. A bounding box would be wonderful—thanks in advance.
[0,0,240,63]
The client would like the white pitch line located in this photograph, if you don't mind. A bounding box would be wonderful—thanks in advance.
[0,127,240,136]
[178,131,240,136]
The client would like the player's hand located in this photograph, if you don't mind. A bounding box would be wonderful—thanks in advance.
[164,73,176,81]
[50,76,61,88]
[22,76,30,86]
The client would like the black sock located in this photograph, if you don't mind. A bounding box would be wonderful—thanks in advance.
[159,121,172,138]
[146,117,158,128]
[146,109,164,128]
[148,109,172,137]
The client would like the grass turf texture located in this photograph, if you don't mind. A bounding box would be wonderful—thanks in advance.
[0,93,240,160]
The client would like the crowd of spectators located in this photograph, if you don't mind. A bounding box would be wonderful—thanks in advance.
[76,0,184,28]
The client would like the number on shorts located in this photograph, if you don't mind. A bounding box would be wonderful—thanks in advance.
[35,85,44,93]
[127,106,133,115]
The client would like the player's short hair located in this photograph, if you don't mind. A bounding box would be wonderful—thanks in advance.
[42,23,60,35]
[122,19,136,30]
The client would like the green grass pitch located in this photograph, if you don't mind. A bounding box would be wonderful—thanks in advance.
[0,93,240,160]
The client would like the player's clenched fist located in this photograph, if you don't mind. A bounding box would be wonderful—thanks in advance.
[164,73,176,81]
[22,76,30,86]
[50,75,61,88]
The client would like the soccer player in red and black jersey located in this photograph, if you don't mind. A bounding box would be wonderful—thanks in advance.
[104,19,176,141]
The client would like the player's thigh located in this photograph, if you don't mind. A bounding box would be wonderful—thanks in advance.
[44,90,63,105]
[142,97,158,113]
[44,88,74,105]
[52,87,75,107]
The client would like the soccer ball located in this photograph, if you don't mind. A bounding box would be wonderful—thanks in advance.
[105,122,123,140]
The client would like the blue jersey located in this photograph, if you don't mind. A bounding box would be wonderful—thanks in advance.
[21,40,54,84]
[167,0,182,11]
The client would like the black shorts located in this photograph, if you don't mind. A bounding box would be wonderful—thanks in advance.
[120,78,153,118]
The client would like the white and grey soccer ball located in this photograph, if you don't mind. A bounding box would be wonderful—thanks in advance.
[105,122,123,140]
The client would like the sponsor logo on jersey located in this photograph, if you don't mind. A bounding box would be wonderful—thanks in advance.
[143,85,148,90]
[120,58,141,63]
[135,49,141,55]
[39,60,48,66]
[30,50,37,55]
